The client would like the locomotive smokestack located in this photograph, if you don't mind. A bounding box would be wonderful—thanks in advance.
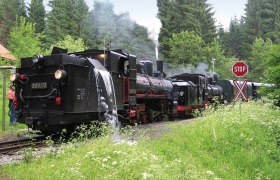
[157,60,163,73]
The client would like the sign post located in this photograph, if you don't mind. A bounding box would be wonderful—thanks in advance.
[232,61,248,112]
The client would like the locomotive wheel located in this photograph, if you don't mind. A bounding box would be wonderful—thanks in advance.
[162,114,169,121]
[148,110,154,123]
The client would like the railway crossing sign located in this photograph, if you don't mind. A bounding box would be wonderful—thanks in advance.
[233,80,248,102]
[232,61,248,77]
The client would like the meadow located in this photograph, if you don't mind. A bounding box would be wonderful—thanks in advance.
[1,101,279,179]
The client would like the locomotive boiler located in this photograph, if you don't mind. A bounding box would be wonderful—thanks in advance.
[135,60,176,123]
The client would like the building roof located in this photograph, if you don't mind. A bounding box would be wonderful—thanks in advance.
[0,44,16,60]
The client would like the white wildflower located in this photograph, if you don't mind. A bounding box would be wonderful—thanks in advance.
[87,151,94,155]
[151,154,158,161]
[175,159,181,163]
[113,150,123,154]
[207,170,214,175]
[127,141,137,146]
[112,161,118,166]
[114,140,126,145]
[142,172,150,180]
[103,157,110,162]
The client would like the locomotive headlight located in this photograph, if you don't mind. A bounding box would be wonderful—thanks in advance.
[54,70,67,80]
[32,54,43,64]
[10,73,20,82]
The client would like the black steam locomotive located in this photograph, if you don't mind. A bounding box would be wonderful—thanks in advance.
[9,48,260,133]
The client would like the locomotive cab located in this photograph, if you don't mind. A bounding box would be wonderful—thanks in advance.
[172,80,198,116]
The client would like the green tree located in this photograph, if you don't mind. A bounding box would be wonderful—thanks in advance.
[46,0,88,45]
[83,1,156,62]
[259,0,280,42]
[157,0,176,57]
[215,57,237,80]
[195,0,216,44]
[80,11,98,48]
[166,31,205,66]
[157,0,216,61]
[52,35,86,53]
[222,17,246,58]
[244,0,262,46]
[27,0,46,33]
[7,17,44,64]
[262,43,280,106]
[90,1,116,48]
[126,24,156,62]
[244,0,280,55]
[247,38,273,81]
[166,31,224,69]
[0,0,27,45]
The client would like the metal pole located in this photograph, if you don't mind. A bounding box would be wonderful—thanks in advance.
[212,58,216,72]
[2,69,6,131]
[239,77,241,115]
[104,38,106,67]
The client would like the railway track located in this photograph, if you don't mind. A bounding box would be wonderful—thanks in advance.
[0,136,46,155]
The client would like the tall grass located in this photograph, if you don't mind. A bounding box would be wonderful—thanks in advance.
[149,101,280,179]
[1,101,279,179]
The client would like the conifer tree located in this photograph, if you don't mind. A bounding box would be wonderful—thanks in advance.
[197,0,216,44]
[157,0,176,57]
[46,0,88,45]
[222,17,246,58]
[0,0,26,45]
[157,0,216,61]
[82,1,156,61]
[247,38,273,81]
[27,0,46,33]
[244,0,280,54]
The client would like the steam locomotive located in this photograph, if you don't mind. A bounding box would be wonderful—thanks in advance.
[9,48,260,134]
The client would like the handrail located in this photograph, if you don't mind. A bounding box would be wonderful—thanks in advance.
[20,88,57,100]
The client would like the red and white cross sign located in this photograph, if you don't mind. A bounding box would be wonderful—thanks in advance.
[233,80,248,102]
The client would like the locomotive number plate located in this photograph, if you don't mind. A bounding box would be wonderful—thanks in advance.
[31,82,47,89]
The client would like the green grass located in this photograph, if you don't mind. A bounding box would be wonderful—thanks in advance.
[149,101,280,179]
[1,101,280,179]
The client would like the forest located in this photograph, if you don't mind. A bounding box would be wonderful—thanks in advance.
[0,0,279,105]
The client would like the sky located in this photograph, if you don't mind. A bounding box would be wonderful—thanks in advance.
[86,0,247,36]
